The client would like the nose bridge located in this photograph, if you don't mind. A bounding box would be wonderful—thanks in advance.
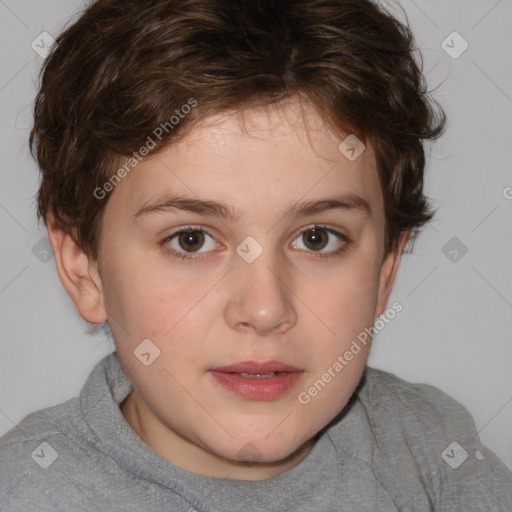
[224,239,297,335]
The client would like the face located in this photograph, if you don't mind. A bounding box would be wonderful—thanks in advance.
[55,98,406,480]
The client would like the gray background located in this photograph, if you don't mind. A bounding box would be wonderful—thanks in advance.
[0,0,511,472]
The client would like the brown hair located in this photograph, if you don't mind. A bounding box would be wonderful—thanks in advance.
[30,0,446,261]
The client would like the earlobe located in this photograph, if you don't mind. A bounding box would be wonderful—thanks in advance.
[46,209,107,324]
[375,230,410,318]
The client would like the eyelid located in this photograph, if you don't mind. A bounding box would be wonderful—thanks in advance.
[293,223,348,241]
[162,225,218,240]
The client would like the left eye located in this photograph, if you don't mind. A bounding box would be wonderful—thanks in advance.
[291,226,347,253]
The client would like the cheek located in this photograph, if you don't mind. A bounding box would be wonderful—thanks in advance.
[102,247,196,327]
[300,252,381,341]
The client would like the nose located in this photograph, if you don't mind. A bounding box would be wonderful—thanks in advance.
[224,249,297,337]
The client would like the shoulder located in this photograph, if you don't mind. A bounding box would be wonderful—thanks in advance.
[0,398,95,511]
[356,367,512,510]
[363,366,477,435]
[0,397,80,464]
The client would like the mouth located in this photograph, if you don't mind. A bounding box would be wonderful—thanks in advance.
[209,361,304,400]
[233,372,286,378]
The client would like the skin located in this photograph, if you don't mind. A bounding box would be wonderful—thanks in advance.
[46,97,409,481]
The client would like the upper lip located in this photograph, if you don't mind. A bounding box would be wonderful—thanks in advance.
[210,361,303,374]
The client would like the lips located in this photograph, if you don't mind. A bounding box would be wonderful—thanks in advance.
[209,361,304,400]
[210,361,303,375]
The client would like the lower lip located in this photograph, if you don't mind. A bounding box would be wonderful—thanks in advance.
[209,371,304,400]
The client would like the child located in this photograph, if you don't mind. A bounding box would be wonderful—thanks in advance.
[1,0,511,510]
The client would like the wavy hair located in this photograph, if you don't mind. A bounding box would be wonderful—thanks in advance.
[30,0,446,260]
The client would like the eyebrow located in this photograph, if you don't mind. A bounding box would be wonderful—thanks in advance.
[133,192,372,223]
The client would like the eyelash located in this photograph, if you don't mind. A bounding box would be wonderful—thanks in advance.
[161,224,351,262]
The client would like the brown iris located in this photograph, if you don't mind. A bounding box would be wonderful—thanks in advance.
[178,230,205,252]
[302,228,328,251]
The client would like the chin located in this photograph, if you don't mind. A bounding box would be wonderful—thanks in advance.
[212,430,312,465]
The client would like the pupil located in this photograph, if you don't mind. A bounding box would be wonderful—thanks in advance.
[304,228,327,251]
[179,230,204,252]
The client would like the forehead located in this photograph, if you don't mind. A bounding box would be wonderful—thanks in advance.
[103,99,382,223]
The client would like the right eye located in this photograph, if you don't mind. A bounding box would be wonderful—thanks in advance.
[161,226,221,260]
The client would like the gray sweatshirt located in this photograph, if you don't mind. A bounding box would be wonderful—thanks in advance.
[1,351,511,511]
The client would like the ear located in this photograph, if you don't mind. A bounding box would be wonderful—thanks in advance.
[46,209,107,324]
[375,230,410,318]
